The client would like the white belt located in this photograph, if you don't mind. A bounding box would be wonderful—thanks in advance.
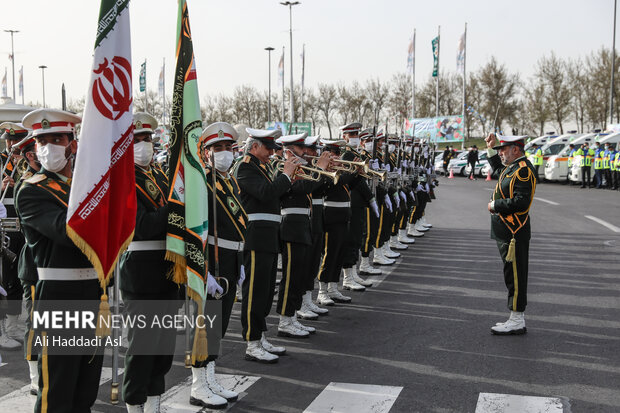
[2,198,13,206]
[324,201,351,208]
[128,240,166,251]
[38,268,98,281]
[247,213,282,223]
[208,235,244,252]
[281,208,310,216]
[312,199,324,205]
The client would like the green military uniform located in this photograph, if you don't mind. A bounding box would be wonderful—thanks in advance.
[235,153,291,342]
[16,169,104,413]
[488,153,536,313]
[119,164,179,406]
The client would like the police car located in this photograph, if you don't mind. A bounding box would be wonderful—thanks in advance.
[541,132,584,181]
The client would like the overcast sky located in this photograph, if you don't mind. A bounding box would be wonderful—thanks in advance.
[0,0,616,109]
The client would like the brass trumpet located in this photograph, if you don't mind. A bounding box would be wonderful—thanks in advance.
[276,161,339,184]
[307,156,364,173]
[361,168,387,182]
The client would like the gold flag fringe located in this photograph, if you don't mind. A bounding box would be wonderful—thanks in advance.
[505,237,516,263]
[188,289,208,363]
[165,250,188,284]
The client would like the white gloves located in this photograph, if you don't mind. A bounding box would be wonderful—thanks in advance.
[409,191,415,201]
[0,202,6,219]
[0,285,6,296]
[402,160,408,169]
[425,183,430,192]
[384,194,393,212]
[416,184,424,192]
[238,265,246,287]
[370,159,380,170]
[393,193,400,209]
[207,272,224,297]
[370,199,380,218]
[399,191,407,203]
[383,163,391,172]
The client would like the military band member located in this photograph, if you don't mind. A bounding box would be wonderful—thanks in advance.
[0,122,28,349]
[386,138,410,252]
[485,134,536,335]
[340,123,377,291]
[235,128,298,363]
[17,108,104,413]
[119,113,179,413]
[191,122,248,408]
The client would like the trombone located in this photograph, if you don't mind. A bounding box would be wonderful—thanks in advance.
[275,161,339,184]
[306,156,364,173]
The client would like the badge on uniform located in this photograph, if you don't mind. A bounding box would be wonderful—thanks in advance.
[226,196,240,215]
[145,179,159,200]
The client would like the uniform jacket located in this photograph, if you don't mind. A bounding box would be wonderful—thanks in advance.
[489,154,536,242]
[2,151,25,217]
[235,153,291,253]
[342,147,374,208]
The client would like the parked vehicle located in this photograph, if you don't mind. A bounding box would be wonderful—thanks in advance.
[447,151,470,176]
[568,133,610,183]
[464,151,489,177]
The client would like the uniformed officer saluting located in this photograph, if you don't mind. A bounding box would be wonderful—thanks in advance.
[235,128,299,363]
[485,133,536,335]
[120,112,179,413]
[17,108,104,413]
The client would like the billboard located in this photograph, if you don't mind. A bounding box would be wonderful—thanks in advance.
[404,115,464,142]
[266,121,312,135]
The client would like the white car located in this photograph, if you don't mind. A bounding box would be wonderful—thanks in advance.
[464,151,489,178]
[447,151,470,176]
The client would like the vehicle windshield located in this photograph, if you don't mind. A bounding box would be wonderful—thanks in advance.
[543,143,565,156]
[558,145,574,156]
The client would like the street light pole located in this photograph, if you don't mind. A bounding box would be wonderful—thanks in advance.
[611,0,617,125]
[39,65,47,108]
[265,47,275,124]
[280,1,300,125]
[4,30,19,102]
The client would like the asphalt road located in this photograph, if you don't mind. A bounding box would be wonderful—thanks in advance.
[1,175,619,412]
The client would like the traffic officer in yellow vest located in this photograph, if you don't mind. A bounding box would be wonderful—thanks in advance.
[235,128,298,363]
[593,142,604,188]
[612,145,620,190]
[119,113,179,413]
[485,134,536,335]
[192,122,249,408]
[531,143,543,183]
[17,108,104,412]
[0,122,28,349]
[575,142,594,188]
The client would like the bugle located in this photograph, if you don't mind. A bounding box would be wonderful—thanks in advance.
[276,161,339,184]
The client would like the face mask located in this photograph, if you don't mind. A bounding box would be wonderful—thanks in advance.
[36,143,70,173]
[364,142,373,152]
[348,137,360,148]
[414,147,420,153]
[388,144,396,153]
[405,147,412,154]
[213,150,234,171]
[134,141,154,167]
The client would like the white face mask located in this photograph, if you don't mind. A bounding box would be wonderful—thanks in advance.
[388,144,396,153]
[414,147,420,153]
[134,141,154,167]
[213,150,234,171]
[36,143,70,173]
[405,147,412,154]
[364,142,373,152]
[348,137,360,148]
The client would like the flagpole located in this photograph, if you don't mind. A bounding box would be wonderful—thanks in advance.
[435,25,440,119]
[411,29,416,127]
[162,58,166,127]
[20,65,24,105]
[462,22,467,150]
[144,59,148,113]
[281,46,285,123]
[301,44,305,122]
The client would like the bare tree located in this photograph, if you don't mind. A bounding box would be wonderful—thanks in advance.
[387,73,412,133]
[522,76,549,136]
[537,53,571,134]
[366,78,389,126]
[566,58,587,132]
[317,83,338,137]
[476,56,520,135]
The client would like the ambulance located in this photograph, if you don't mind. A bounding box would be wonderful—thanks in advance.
[568,132,611,183]
[525,133,558,180]
[542,132,584,181]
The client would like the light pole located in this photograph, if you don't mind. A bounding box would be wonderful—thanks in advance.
[39,65,47,107]
[4,30,19,101]
[280,1,300,125]
[611,0,617,125]
[265,47,275,124]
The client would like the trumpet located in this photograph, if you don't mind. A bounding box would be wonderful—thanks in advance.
[361,168,387,182]
[276,161,339,184]
[306,156,365,173]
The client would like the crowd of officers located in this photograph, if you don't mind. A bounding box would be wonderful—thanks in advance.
[567,141,620,189]
[0,113,437,412]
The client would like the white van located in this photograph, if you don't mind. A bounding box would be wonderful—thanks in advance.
[525,134,558,179]
[568,133,610,183]
[542,133,584,181]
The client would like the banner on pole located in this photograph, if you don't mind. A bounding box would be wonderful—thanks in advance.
[457,32,466,73]
[407,36,414,71]
[404,115,464,142]
[432,36,440,77]
[266,121,311,135]
[139,60,146,92]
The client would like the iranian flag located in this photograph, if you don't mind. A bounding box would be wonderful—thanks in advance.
[166,0,209,361]
[67,0,136,289]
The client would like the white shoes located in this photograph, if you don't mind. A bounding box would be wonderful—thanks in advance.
[350,266,373,287]
[414,222,429,233]
[327,282,351,303]
[245,340,279,363]
[5,315,25,342]
[206,361,238,402]
[359,256,381,275]
[372,247,395,266]
[304,292,328,315]
[0,319,20,350]
[389,235,408,250]
[297,301,319,320]
[317,283,335,306]
[28,360,39,395]
[278,316,310,338]
[398,229,415,244]
[126,403,144,413]
[144,395,161,413]
[342,268,366,291]
[407,223,425,237]
[382,244,401,259]
[420,216,433,228]
[491,311,526,335]
[292,315,315,334]
[260,333,286,355]
[190,367,228,408]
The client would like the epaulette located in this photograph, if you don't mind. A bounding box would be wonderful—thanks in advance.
[519,161,527,168]
[25,174,47,184]
[242,155,251,163]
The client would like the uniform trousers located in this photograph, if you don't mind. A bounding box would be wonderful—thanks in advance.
[374,206,389,248]
[122,290,178,405]
[22,280,37,361]
[361,207,378,258]
[581,166,591,187]
[34,279,103,413]
[277,242,308,316]
[306,231,324,291]
[317,222,348,283]
[241,250,277,342]
[342,206,365,268]
[496,239,529,313]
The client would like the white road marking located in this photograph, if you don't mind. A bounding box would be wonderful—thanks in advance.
[0,367,123,412]
[534,197,559,206]
[161,374,259,412]
[475,393,563,413]
[585,215,620,233]
[303,382,402,413]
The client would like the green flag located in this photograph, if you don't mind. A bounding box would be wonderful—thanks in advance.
[139,60,146,92]
[432,36,439,77]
